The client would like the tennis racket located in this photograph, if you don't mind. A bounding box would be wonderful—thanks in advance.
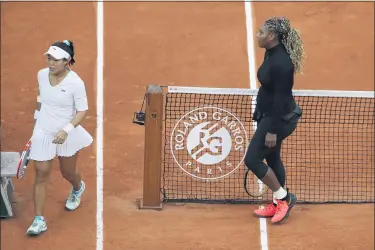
[244,168,269,197]
[17,140,32,179]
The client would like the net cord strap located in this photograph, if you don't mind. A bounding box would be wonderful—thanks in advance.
[167,86,374,98]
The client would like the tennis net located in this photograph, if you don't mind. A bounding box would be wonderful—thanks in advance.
[161,86,374,204]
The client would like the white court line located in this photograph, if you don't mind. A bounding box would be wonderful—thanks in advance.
[96,1,104,250]
[244,2,269,250]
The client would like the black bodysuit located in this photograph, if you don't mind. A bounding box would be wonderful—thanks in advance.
[255,43,297,134]
[244,43,301,184]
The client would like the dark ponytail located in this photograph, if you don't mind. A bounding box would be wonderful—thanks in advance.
[51,40,76,65]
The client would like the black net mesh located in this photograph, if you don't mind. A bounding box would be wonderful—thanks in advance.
[161,88,374,204]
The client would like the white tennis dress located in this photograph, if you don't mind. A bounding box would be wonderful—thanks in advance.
[29,68,93,161]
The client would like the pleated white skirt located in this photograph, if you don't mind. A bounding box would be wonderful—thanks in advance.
[29,125,93,161]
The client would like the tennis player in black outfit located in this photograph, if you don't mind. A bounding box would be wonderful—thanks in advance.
[245,17,305,224]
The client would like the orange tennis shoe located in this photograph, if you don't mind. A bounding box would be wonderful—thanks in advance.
[271,192,297,224]
[253,201,277,217]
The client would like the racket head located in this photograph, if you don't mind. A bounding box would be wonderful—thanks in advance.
[17,140,32,179]
[244,169,269,198]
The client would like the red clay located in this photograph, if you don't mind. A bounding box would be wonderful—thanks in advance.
[1,2,97,250]
[1,2,374,250]
[103,3,260,249]
[253,2,374,91]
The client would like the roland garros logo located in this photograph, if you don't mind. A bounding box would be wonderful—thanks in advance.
[170,107,248,180]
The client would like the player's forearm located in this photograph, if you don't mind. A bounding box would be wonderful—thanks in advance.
[60,110,88,135]
[34,95,42,125]
[69,111,88,127]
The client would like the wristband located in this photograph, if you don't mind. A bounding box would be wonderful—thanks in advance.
[62,123,75,134]
[37,96,41,103]
[34,110,40,120]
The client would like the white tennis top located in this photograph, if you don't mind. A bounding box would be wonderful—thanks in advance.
[35,68,88,135]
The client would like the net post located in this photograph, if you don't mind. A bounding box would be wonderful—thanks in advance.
[138,85,163,210]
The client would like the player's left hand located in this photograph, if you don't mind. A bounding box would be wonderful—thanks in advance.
[53,130,68,144]
[265,133,277,148]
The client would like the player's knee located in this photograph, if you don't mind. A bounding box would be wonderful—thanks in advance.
[244,155,258,172]
[34,161,51,183]
[244,146,259,166]
[244,155,266,179]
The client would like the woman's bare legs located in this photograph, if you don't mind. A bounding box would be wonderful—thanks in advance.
[26,160,52,236]
[58,152,81,191]
[33,160,53,216]
[58,152,85,211]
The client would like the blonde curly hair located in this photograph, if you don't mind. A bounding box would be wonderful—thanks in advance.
[264,17,306,74]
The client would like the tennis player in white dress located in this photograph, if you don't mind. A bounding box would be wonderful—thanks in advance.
[26,40,93,236]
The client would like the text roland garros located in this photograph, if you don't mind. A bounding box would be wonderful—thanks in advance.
[170,106,248,181]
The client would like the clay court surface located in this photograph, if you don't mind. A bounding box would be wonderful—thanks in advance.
[1,2,374,250]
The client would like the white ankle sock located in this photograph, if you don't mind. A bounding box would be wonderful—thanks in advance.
[272,194,277,205]
[274,187,287,200]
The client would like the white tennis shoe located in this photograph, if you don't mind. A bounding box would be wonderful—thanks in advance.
[26,217,47,236]
[65,181,85,211]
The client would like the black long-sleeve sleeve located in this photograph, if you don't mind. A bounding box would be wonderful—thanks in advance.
[255,44,296,134]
